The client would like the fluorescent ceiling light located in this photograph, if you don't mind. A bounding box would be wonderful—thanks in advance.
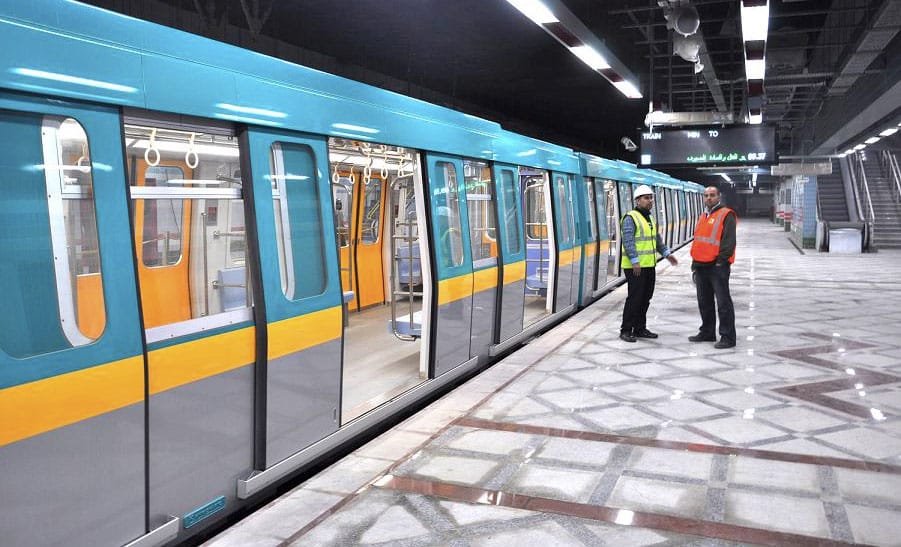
[506,0,558,24]
[745,59,765,80]
[865,136,880,144]
[853,144,866,150]
[749,112,762,124]
[843,149,854,155]
[740,1,769,42]
[879,127,898,137]
[721,173,732,182]
[613,80,642,99]
[570,46,609,70]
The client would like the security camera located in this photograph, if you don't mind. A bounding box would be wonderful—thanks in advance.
[621,137,638,152]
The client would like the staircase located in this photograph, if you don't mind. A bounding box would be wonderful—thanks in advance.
[816,162,849,222]
[863,153,901,249]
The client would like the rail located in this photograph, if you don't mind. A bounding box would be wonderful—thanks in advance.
[389,178,420,341]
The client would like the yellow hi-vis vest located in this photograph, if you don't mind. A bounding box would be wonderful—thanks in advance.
[621,210,657,269]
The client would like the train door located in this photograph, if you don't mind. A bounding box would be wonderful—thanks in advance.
[614,181,633,276]
[426,154,475,376]
[463,159,499,360]
[125,117,258,533]
[355,168,387,309]
[329,140,428,421]
[522,169,555,326]
[332,168,356,308]
[245,128,342,467]
[578,176,599,306]
[594,178,611,292]
[654,186,666,249]
[0,98,146,547]
[133,156,193,327]
[678,190,688,243]
[605,179,621,279]
[551,172,576,311]
[493,163,526,344]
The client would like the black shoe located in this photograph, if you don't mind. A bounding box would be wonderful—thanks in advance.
[634,329,658,339]
[688,334,716,342]
[619,332,637,343]
[714,339,736,349]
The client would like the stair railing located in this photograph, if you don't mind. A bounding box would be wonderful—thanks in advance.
[882,150,901,204]
[846,152,875,250]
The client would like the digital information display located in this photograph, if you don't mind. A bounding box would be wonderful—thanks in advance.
[639,125,776,167]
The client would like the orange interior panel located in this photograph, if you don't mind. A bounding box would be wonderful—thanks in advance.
[75,272,105,339]
[132,159,193,328]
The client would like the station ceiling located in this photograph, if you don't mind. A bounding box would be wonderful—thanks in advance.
[78,0,901,185]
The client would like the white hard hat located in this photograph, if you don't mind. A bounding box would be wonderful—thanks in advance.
[633,184,654,199]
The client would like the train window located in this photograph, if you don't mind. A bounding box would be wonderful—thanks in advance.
[554,175,572,244]
[360,177,382,245]
[434,161,465,268]
[271,142,327,300]
[332,178,353,248]
[523,170,548,240]
[463,159,497,267]
[125,121,252,338]
[142,165,185,266]
[605,179,619,278]
[584,178,598,241]
[500,169,522,254]
[0,114,106,357]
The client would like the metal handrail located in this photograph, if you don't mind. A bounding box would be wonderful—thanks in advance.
[882,150,901,204]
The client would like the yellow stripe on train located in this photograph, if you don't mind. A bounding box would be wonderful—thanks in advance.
[148,326,256,394]
[438,273,473,306]
[473,266,498,294]
[268,306,342,360]
[0,356,143,446]
[503,261,525,285]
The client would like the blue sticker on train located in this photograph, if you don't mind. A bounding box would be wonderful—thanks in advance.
[183,496,226,529]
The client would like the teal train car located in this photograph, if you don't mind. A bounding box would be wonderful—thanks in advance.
[0,2,702,545]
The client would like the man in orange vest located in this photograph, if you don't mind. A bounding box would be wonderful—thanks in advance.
[689,185,737,348]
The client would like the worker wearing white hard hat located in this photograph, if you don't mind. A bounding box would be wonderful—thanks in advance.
[619,184,679,343]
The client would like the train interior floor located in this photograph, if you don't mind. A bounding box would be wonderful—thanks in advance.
[342,303,424,422]
[206,218,901,546]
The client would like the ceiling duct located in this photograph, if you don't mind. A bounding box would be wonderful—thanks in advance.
[670,5,700,36]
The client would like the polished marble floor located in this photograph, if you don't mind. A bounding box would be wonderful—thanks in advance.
[205,219,901,547]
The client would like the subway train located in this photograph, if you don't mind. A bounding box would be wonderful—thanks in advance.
[0,2,704,546]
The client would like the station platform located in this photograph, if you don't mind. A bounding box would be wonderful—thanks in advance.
[204,218,901,547]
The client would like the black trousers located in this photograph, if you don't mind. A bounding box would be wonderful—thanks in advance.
[694,264,736,342]
[621,267,655,334]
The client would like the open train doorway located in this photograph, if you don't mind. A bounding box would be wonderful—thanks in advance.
[521,168,554,326]
[328,139,429,422]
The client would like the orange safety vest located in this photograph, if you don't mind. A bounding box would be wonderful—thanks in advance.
[691,206,737,263]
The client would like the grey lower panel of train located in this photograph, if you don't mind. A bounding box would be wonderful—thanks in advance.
[470,284,497,361]
[149,365,254,535]
[556,260,575,311]
[434,295,473,377]
[267,339,341,467]
[0,404,145,547]
[498,278,526,343]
